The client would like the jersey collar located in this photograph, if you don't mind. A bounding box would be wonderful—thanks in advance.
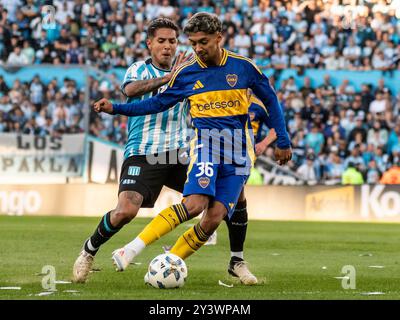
[195,48,228,68]
[145,58,171,72]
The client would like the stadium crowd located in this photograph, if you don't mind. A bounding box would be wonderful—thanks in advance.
[0,0,399,70]
[0,0,399,184]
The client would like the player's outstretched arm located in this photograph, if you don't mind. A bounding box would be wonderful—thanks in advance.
[94,73,188,117]
[93,94,175,116]
[123,51,192,98]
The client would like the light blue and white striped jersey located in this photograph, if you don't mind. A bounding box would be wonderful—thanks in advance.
[121,58,189,159]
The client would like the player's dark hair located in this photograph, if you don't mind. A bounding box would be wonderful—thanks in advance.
[147,18,179,39]
[183,12,222,34]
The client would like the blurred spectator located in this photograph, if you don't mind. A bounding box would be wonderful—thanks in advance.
[305,123,325,155]
[367,120,389,148]
[233,27,251,56]
[66,39,84,64]
[29,75,43,107]
[296,153,317,184]
[6,46,28,65]
[366,159,382,184]
[387,121,400,154]
[271,46,289,70]
[342,162,364,185]
[323,151,344,185]
[0,75,9,94]
[344,144,366,173]
[380,161,400,184]
[369,91,389,114]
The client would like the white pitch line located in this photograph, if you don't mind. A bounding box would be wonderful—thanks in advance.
[36,291,55,296]
[218,280,233,288]
[360,292,385,296]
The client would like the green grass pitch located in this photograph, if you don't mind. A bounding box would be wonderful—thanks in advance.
[1,215,400,300]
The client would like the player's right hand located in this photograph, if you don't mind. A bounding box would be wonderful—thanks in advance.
[93,98,113,114]
[274,147,292,166]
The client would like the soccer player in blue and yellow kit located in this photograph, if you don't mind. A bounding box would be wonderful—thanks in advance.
[72,17,269,285]
[94,13,292,282]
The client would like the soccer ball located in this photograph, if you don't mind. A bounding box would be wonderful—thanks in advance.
[144,253,187,289]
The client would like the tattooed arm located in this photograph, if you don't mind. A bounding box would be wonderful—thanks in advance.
[122,51,192,98]
[123,76,170,98]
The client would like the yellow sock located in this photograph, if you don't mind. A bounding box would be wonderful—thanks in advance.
[138,204,190,245]
[170,223,210,259]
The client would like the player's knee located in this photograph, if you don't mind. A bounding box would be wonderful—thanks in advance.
[112,203,139,226]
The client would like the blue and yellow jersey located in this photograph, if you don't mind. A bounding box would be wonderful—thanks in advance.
[112,49,290,167]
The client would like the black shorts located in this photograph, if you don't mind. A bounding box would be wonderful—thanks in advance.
[118,150,189,208]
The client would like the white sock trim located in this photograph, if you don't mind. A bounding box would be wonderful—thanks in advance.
[86,239,98,252]
[231,251,244,259]
[124,237,146,261]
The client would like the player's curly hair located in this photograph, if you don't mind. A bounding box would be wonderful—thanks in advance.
[183,12,222,34]
[147,18,180,39]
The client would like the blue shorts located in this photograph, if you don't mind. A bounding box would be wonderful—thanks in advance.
[183,157,249,218]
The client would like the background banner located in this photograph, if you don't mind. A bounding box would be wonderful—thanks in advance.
[85,136,124,184]
[0,133,85,177]
[1,184,399,223]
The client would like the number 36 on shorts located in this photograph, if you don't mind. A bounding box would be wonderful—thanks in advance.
[195,162,214,177]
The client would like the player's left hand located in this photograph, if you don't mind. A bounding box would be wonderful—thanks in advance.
[274,147,292,165]
[255,142,268,156]
[93,98,113,114]
[164,51,194,82]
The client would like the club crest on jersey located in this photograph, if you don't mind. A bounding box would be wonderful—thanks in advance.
[226,74,238,87]
[198,177,210,189]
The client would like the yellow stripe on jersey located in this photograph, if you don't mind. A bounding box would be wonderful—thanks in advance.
[189,89,250,118]
[251,120,260,137]
[227,51,263,75]
[219,49,228,66]
[169,59,196,88]
[250,94,269,115]
[185,128,199,183]
[250,94,264,108]
[245,120,256,166]
[195,55,208,68]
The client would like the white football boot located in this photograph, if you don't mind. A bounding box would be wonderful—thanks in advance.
[228,258,258,285]
[72,250,94,283]
[112,248,135,271]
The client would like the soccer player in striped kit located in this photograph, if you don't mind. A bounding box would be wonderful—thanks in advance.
[73,18,190,283]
